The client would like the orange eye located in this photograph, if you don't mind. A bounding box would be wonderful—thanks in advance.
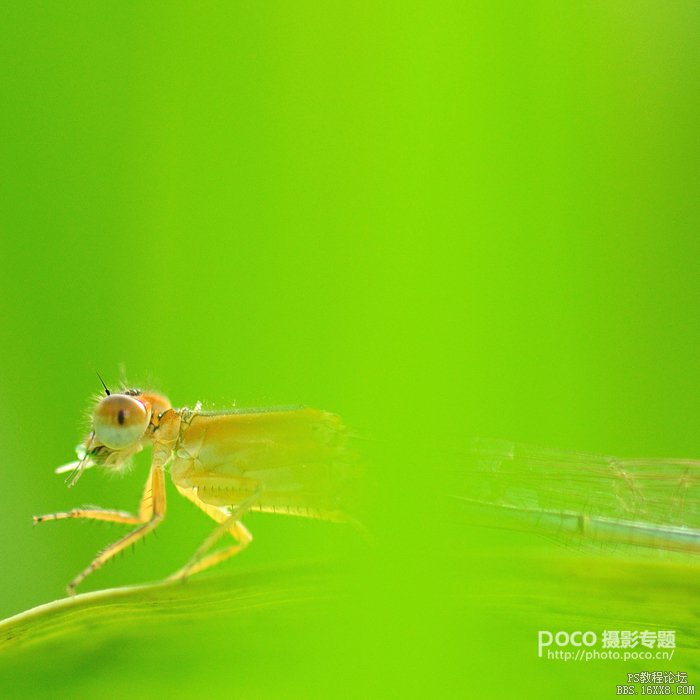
[93,395,150,450]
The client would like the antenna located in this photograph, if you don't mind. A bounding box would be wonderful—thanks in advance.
[96,372,111,396]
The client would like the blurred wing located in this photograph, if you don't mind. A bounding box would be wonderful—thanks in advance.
[455,438,700,552]
[173,407,360,520]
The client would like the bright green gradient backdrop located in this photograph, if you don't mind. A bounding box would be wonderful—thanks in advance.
[1,2,699,698]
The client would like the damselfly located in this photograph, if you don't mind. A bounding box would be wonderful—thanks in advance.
[34,382,360,595]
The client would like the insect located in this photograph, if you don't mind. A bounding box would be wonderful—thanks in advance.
[456,438,700,554]
[34,381,360,595]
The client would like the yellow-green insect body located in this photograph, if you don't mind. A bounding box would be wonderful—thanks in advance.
[35,387,358,595]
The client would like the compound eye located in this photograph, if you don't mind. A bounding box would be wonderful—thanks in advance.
[93,395,150,450]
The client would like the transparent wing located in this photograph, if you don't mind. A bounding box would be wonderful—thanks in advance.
[172,407,362,521]
[454,438,700,552]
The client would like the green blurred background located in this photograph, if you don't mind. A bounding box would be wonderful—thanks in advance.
[1,2,699,697]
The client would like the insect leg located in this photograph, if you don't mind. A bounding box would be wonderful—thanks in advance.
[33,463,163,526]
[175,484,253,538]
[168,486,253,579]
[170,542,252,579]
[33,508,142,525]
[66,464,167,595]
[170,482,263,581]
